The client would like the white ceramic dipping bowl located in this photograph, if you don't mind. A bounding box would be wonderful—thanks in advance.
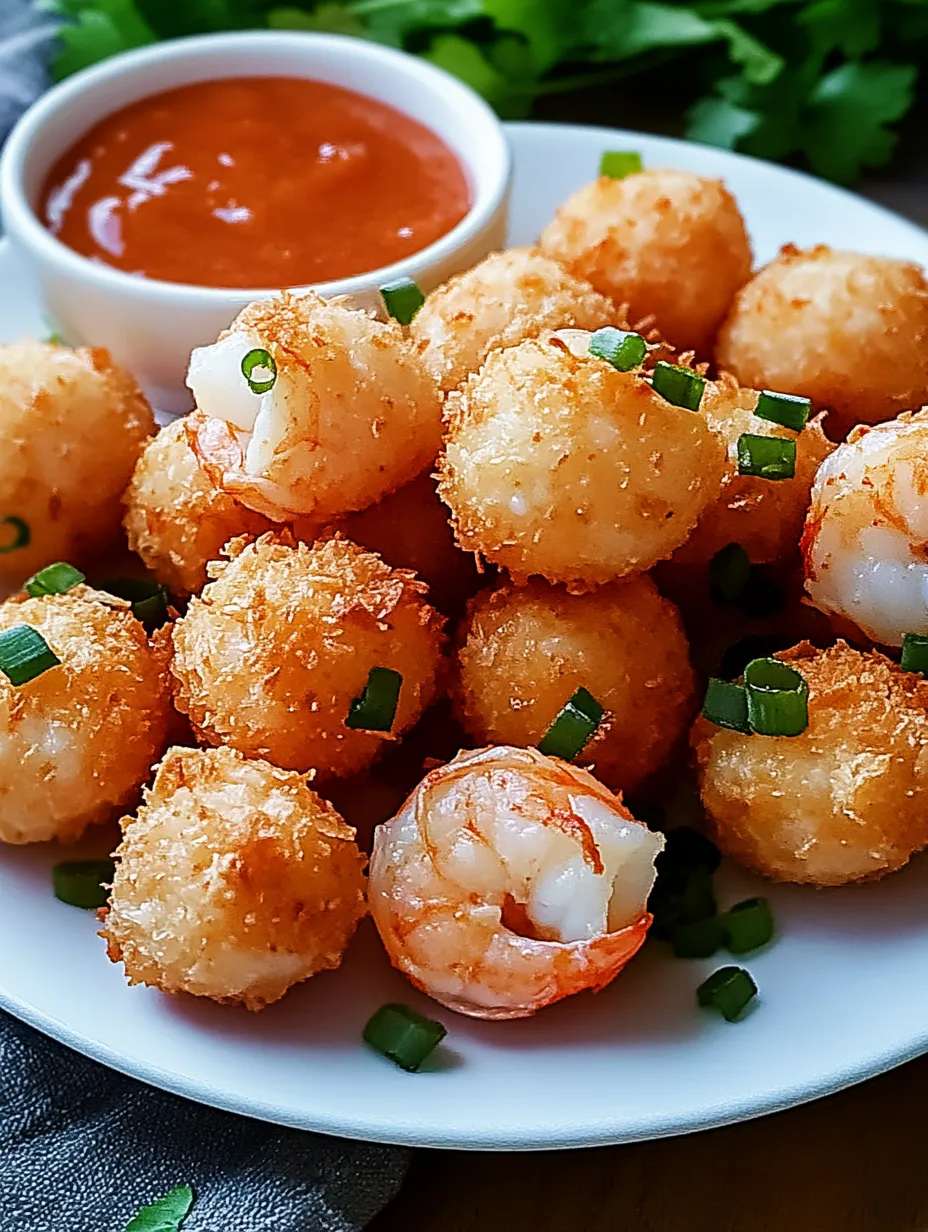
[0,31,511,412]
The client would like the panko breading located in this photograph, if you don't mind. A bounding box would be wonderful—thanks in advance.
[455,577,696,793]
[716,245,928,437]
[692,641,928,885]
[0,587,174,844]
[102,745,366,1009]
[437,336,726,589]
[539,169,752,354]
[411,247,619,392]
[0,341,154,585]
[673,376,835,567]
[185,292,442,522]
[170,533,446,778]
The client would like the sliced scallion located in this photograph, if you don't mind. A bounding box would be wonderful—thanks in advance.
[588,327,647,372]
[723,897,774,954]
[736,433,796,481]
[0,516,30,554]
[697,965,757,1021]
[346,667,402,732]
[651,361,705,411]
[709,542,751,605]
[537,687,604,761]
[25,561,85,598]
[99,577,170,631]
[599,150,642,179]
[241,347,277,394]
[672,915,725,959]
[743,657,808,737]
[53,858,115,910]
[720,634,792,681]
[649,864,717,941]
[0,624,60,686]
[701,678,750,733]
[754,389,811,432]
[363,1003,446,1072]
[380,277,425,325]
[901,632,928,676]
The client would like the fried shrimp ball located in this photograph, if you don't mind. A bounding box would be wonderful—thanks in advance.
[410,247,618,392]
[673,376,834,567]
[716,245,928,437]
[0,340,154,584]
[437,335,726,588]
[538,169,752,353]
[0,587,174,844]
[185,292,442,522]
[170,533,446,778]
[101,745,366,1009]
[455,577,696,792]
[692,641,928,885]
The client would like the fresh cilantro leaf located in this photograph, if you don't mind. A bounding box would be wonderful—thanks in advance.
[125,1184,194,1232]
[51,0,156,80]
[686,94,761,148]
[424,32,534,115]
[482,0,576,72]
[799,0,881,57]
[268,4,366,34]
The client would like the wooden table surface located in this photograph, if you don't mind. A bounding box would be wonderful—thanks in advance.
[371,103,928,1232]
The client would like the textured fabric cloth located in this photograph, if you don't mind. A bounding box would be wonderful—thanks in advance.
[0,1009,410,1230]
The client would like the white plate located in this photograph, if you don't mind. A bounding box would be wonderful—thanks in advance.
[3,121,928,1152]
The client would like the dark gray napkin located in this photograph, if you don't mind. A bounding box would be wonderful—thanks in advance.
[0,1008,409,1230]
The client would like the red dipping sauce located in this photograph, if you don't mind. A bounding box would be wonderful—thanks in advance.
[41,77,472,288]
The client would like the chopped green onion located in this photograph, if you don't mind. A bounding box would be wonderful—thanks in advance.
[720,634,792,681]
[0,624,60,686]
[363,1003,446,1072]
[125,1183,194,1232]
[649,864,717,941]
[0,516,30,553]
[754,389,811,432]
[660,826,722,874]
[723,897,774,954]
[744,657,809,737]
[53,859,115,910]
[709,542,751,605]
[673,915,726,959]
[25,561,85,597]
[651,361,705,411]
[241,347,277,394]
[588,327,647,372]
[736,433,797,480]
[901,632,928,676]
[346,666,402,731]
[99,577,170,631]
[701,678,750,733]
[697,966,758,1021]
[599,150,642,179]
[380,277,425,325]
[537,686,604,761]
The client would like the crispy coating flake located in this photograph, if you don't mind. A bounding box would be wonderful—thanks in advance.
[101,745,366,1009]
[437,336,726,589]
[539,169,752,354]
[0,586,174,844]
[692,641,928,885]
[455,576,696,792]
[0,341,154,585]
[170,533,446,778]
[716,245,928,437]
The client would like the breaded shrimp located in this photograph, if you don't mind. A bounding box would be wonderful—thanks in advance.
[368,746,662,1018]
[102,745,366,1009]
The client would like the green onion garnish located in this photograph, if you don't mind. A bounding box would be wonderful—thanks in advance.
[588,327,647,371]
[736,433,797,481]
[701,678,750,733]
[380,277,425,325]
[25,561,85,597]
[709,542,751,605]
[697,966,758,1021]
[743,657,808,737]
[53,859,115,910]
[0,516,30,553]
[754,389,811,432]
[0,624,60,686]
[901,632,928,676]
[651,361,705,411]
[649,863,717,941]
[363,1003,446,1072]
[599,150,642,179]
[99,577,170,631]
[125,1183,194,1232]
[241,347,277,394]
[346,666,402,731]
[673,915,726,959]
[723,897,774,954]
[537,686,604,761]
[720,634,792,681]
